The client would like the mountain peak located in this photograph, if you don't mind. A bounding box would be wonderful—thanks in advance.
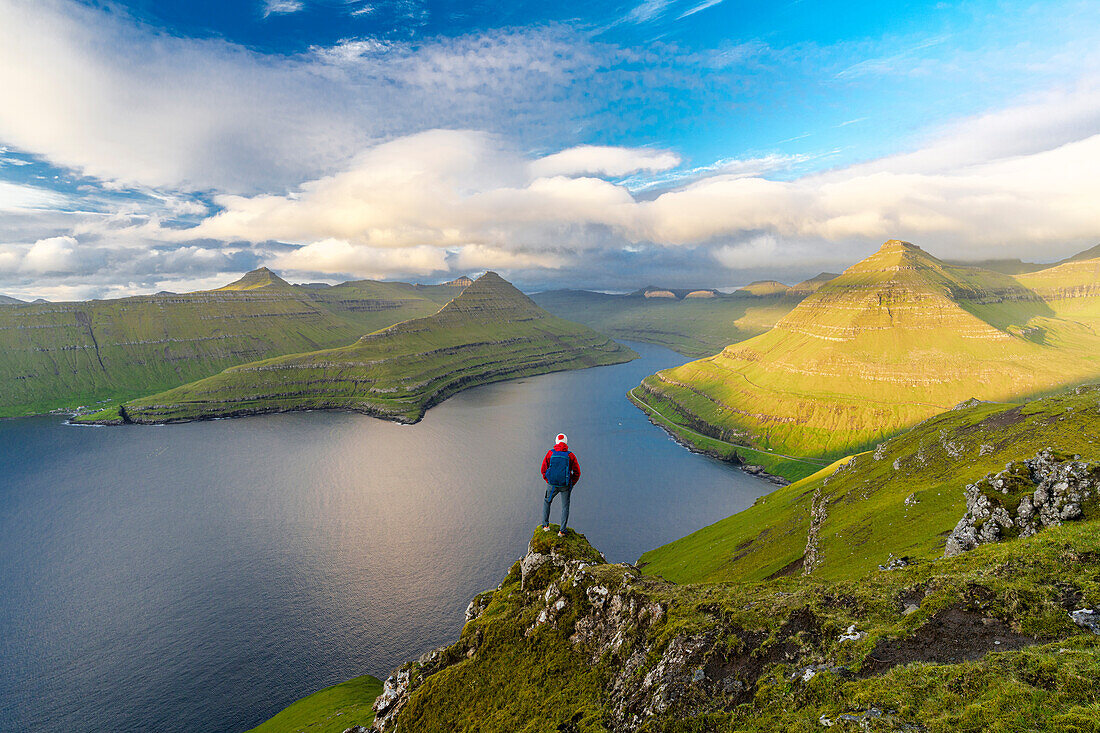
[776,239,1025,342]
[878,239,919,253]
[216,267,292,291]
[844,240,943,276]
[437,271,545,321]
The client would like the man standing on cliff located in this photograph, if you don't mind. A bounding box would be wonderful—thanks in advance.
[540,433,581,537]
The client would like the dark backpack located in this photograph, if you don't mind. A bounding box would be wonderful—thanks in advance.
[545,450,572,488]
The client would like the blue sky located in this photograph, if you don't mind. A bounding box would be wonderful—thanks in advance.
[1,0,1099,298]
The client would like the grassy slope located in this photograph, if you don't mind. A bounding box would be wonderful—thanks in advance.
[245,674,382,733]
[0,272,459,418]
[626,386,829,481]
[637,241,1100,467]
[639,383,1100,584]
[530,290,800,358]
[103,273,635,424]
[384,524,1100,732]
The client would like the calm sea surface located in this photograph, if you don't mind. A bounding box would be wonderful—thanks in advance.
[0,342,770,733]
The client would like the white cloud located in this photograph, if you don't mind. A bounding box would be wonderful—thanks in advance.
[677,0,725,19]
[0,0,617,193]
[263,0,303,17]
[0,181,71,212]
[837,82,1100,177]
[529,145,680,179]
[160,84,1100,278]
[1,235,82,274]
[3,0,1100,294]
[624,0,673,24]
[273,239,449,278]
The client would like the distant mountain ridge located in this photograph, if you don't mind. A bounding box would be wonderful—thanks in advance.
[0,269,463,418]
[83,272,635,425]
[636,239,1100,463]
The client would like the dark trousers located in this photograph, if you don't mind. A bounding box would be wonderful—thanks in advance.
[542,485,571,530]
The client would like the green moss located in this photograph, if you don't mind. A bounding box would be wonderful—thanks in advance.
[244,674,383,733]
[383,522,1100,732]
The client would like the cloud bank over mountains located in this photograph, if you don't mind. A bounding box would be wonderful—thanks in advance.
[0,0,1098,299]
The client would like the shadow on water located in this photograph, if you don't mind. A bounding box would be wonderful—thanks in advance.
[0,342,771,733]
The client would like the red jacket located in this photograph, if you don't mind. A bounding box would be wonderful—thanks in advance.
[541,442,581,488]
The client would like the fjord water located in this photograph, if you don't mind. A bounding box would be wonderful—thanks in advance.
[0,342,768,733]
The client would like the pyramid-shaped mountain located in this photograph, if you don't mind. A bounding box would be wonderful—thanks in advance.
[117,272,635,424]
[636,240,1100,459]
[432,271,545,321]
[215,266,292,291]
[775,240,1042,341]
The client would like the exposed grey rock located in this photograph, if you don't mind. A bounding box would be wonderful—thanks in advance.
[371,669,411,730]
[945,449,1100,557]
[838,625,863,642]
[464,593,490,622]
[803,488,829,575]
[1071,608,1100,635]
[520,551,549,590]
[878,555,910,571]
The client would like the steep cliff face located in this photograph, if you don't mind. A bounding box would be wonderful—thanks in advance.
[367,523,1100,732]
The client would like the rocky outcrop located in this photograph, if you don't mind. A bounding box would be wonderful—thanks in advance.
[361,521,1100,732]
[370,533,827,732]
[945,449,1100,556]
[803,487,828,576]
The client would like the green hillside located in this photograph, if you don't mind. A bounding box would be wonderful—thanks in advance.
[639,383,1100,584]
[0,270,458,418]
[636,240,1100,466]
[245,674,382,733]
[531,283,814,358]
[92,272,635,424]
[1016,255,1100,320]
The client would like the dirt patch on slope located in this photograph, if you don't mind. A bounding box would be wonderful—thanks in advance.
[703,608,822,704]
[860,604,1036,676]
[977,405,1025,430]
[763,555,804,580]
